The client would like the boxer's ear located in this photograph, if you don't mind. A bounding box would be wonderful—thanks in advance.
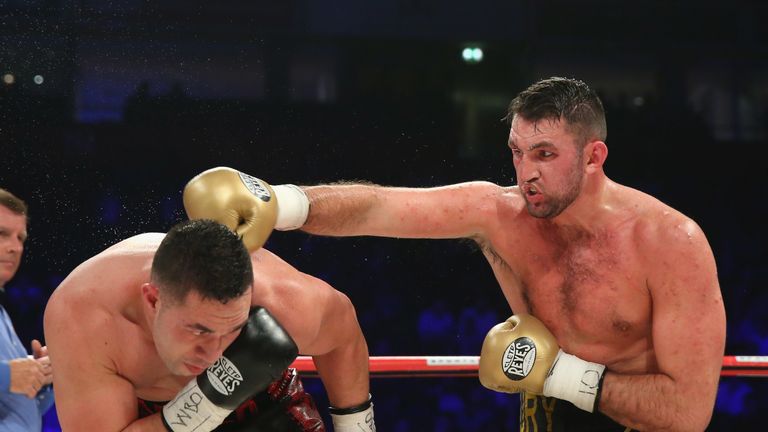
[584,140,607,174]
[141,283,161,312]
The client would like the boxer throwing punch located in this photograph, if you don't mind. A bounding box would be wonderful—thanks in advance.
[184,77,726,431]
[45,220,374,431]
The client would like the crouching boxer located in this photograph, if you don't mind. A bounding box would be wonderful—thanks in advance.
[44,219,374,431]
[183,167,376,432]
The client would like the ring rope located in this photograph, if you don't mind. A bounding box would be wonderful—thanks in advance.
[290,355,768,378]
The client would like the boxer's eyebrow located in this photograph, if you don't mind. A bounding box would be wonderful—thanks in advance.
[188,323,214,334]
[231,319,249,333]
[527,141,555,151]
[187,318,249,335]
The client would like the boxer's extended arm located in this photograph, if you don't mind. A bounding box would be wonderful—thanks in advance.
[303,181,504,239]
[598,220,725,431]
[184,166,504,241]
[184,167,308,251]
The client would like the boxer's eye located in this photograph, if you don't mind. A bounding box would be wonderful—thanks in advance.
[186,325,212,337]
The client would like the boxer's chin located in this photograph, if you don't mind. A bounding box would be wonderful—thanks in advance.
[159,353,191,377]
[524,194,554,218]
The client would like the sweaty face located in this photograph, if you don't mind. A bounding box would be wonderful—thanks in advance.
[508,116,585,219]
[0,206,26,286]
[152,289,252,376]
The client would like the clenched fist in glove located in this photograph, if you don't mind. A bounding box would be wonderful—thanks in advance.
[183,167,309,251]
[479,314,606,412]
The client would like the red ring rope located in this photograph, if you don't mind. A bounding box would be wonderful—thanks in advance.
[290,355,768,378]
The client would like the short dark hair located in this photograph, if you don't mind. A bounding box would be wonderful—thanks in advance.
[505,77,607,145]
[151,219,253,304]
[0,188,28,217]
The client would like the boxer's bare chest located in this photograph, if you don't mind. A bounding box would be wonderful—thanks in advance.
[482,220,654,369]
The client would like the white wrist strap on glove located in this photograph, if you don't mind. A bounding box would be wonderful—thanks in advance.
[272,184,310,231]
[543,350,606,413]
[162,379,232,432]
[329,395,376,432]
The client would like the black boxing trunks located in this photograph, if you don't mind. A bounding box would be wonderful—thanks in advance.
[520,393,636,432]
[139,368,325,432]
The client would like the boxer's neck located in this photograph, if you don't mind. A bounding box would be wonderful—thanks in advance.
[546,173,614,233]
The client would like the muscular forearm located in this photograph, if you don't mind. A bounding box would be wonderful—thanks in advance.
[60,411,165,432]
[303,184,380,236]
[599,372,715,432]
[312,334,370,408]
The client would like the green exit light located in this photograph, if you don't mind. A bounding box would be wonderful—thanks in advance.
[462,47,483,63]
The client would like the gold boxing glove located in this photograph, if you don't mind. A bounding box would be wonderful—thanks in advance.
[479,314,560,395]
[183,167,309,252]
[479,314,606,412]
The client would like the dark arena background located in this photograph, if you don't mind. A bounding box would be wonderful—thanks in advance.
[1,1,766,430]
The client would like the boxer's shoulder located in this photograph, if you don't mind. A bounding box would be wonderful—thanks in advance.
[612,186,711,283]
[48,236,155,330]
[616,184,691,229]
[47,271,126,335]
[45,278,124,376]
[249,248,330,348]
[627,194,702,251]
[483,186,533,236]
[492,185,527,213]
[104,232,166,254]
[250,248,309,297]
[54,252,148,302]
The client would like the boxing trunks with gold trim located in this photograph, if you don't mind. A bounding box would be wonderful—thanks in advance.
[521,392,635,432]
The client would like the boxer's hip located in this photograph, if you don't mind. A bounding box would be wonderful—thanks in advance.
[520,392,634,432]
